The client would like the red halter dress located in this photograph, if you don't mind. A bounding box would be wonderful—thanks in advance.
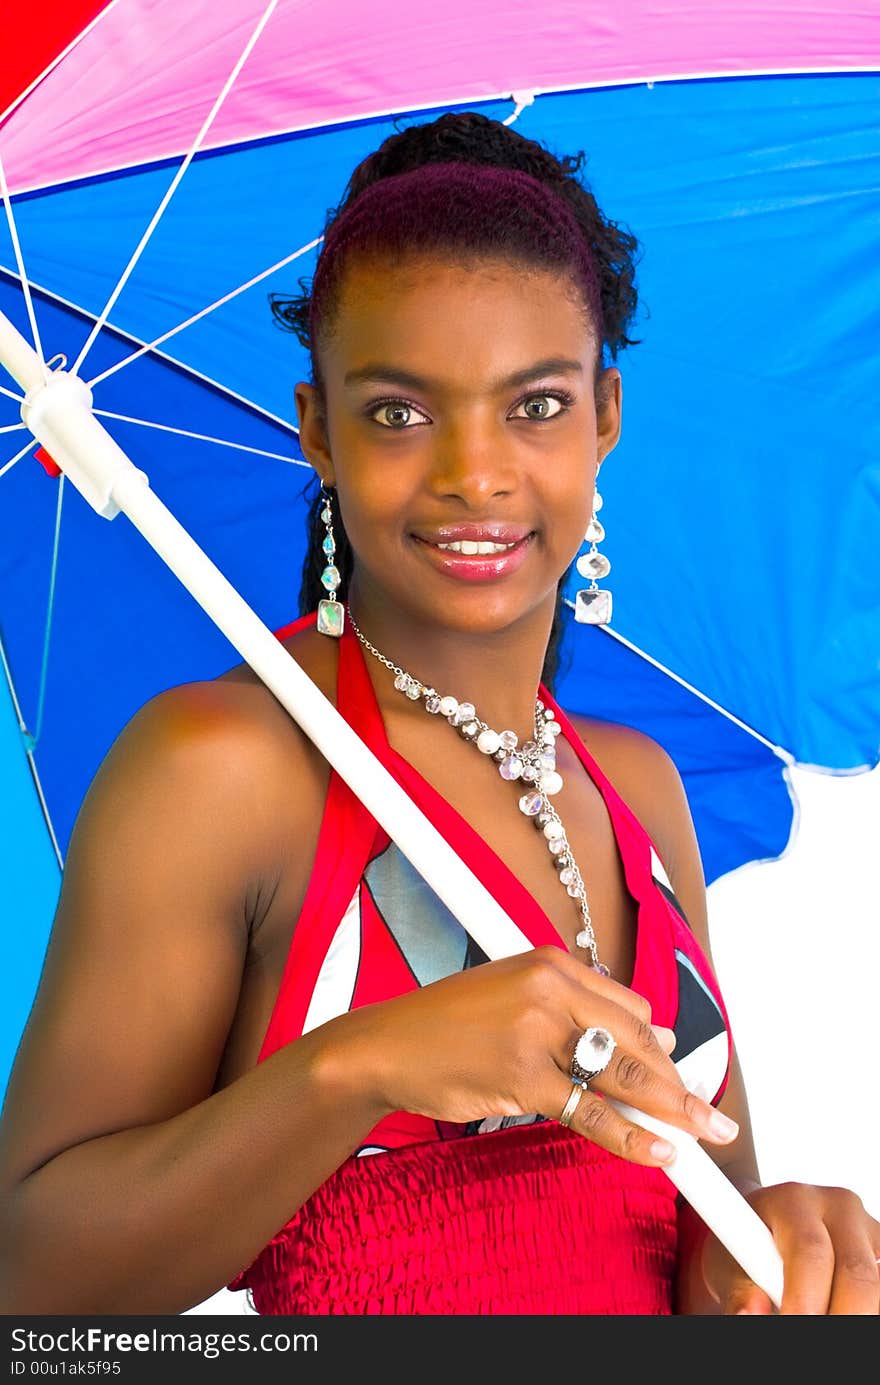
[227,613,732,1315]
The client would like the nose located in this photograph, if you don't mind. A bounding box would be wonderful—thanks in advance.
[425,413,518,507]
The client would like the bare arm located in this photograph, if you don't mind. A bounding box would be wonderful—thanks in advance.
[0,684,385,1314]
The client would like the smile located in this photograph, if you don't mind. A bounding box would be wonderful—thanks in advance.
[412,532,535,583]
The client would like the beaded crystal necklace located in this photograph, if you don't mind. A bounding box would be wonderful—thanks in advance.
[347,610,609,975]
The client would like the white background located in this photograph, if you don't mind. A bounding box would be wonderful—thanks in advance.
[707,761,880,1214]
[189,759,880,1314]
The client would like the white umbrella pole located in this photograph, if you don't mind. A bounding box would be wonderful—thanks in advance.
[0,314,784,1308]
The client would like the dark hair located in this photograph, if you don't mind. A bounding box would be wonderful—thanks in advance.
[276,111,643,689]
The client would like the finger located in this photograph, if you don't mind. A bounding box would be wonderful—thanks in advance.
[652,1025,676,1055]
[774,1199,879,1315]
[826,1225,880,1316]
[553,1076,678,1169]
[550,950,678,1071]
[723,1282,775,1315]
[776,1221,835,1315]
[565,1015,739,1149]
[551,948,657,1026]
[551,955,737,1145]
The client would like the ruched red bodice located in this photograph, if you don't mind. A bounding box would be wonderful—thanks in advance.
[227,613,731,1315]
[238,1122,678,1315]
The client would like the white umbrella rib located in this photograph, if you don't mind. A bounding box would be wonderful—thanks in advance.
[93,410,308,466]
[21,471,65,754]
[0,0,121,128]
[0,438,36,480]
[0,153,47,381]
[71,0,282,379]
[0,266,295,433]
[87,237,324,391]
[564,598,792,759]
[0,627,64,870]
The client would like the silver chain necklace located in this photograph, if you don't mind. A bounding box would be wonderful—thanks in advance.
[347,609,609,975]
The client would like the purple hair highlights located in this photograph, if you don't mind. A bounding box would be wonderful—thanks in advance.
[307,162,603,371]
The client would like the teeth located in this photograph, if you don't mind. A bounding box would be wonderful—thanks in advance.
[436,540,517,554]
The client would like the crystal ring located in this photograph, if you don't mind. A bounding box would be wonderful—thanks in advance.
[570,1025,616,1086]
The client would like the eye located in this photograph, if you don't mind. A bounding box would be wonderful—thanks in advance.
[367,399,431,429]
[509,391,573,422]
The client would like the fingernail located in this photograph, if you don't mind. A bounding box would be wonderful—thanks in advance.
[650,1138,677,1164]
[707,1110,739,1141]
[653,1025,677,1053]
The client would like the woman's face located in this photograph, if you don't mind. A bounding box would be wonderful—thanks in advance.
[295,251,622,637]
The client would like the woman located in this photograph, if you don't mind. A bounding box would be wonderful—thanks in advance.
[0,112,877,1316]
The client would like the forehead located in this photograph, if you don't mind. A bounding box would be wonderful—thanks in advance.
[322,252,596,385]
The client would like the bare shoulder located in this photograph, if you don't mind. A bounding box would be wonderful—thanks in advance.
[147,660,316,775]
[149,621,338,827]
[116,675,313,843]
[565,714,685,837]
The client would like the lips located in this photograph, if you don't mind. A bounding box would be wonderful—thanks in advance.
[413,523,534,546]
[411,526,536,583]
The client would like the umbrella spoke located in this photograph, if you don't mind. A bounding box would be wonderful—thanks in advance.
[92,409,307,466]
[0,437,35,479]
[27,471,66,753]
[71,0,282,379]
[0,152,48,381]
[0,0,122,128]
[0,422,25,434]
[1,268,293,429]
[0,629,64,870]
[568,600,789,757]
[86,236,323,390]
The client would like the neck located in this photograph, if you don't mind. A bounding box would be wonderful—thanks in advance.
[345,579,557,741]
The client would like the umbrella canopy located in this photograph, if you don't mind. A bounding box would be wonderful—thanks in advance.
[1,1,878,1099]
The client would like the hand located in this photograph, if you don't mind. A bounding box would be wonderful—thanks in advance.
[702,1182,880,1314]
[344,944,740,1168]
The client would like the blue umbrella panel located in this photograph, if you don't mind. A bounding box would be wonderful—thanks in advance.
[2,72,878,1095]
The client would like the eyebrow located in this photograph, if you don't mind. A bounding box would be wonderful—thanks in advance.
[343,357,585,392]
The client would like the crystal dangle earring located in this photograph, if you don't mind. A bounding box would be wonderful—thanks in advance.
[316,485,344,637]
[574,487,612,625]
